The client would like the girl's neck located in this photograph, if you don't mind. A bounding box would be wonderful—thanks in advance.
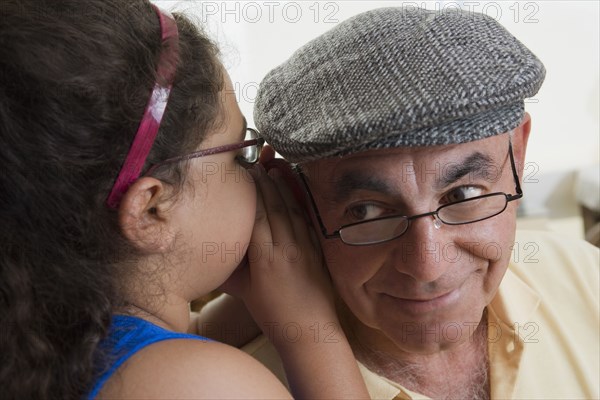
[120,295,191,333]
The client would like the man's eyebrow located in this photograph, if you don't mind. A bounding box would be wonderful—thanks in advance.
[332,172,397,202]
[330,152,496,200]
[436,152,496,189]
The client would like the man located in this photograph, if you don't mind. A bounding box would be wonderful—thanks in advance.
[245,7,599,399]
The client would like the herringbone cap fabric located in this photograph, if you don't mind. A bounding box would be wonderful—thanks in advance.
[255,7,545,162]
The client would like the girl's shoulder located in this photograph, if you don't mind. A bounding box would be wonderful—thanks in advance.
[97,338,291,399]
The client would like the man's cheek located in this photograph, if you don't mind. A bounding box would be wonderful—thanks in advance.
[455,219,515,263]
[323,241,378,269]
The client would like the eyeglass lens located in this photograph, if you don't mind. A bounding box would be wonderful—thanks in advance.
[438,193,507,224]
[339,193,509,245]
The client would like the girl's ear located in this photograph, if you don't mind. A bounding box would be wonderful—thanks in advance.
[118,177,176,253]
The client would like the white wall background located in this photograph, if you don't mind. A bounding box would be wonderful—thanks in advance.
[157,0,599,219]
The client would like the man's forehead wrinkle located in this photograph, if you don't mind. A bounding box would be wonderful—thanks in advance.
[304,142,502,203]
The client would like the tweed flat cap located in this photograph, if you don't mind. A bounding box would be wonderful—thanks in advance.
[254,7,545,163]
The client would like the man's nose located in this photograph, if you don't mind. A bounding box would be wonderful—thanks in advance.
[389,215,452,283]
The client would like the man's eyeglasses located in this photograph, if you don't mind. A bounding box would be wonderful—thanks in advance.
[144,127,264,176]
[299,140,523,246]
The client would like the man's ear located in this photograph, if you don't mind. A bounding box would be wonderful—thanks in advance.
[512,112,532,178]
[118,177,176,253]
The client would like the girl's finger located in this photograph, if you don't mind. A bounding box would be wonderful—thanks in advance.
[258,144,276,166]
[253,164,296,244]
[249,165,274,249]
[268,168,311,245]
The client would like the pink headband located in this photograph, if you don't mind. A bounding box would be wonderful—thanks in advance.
[106,5,180,209]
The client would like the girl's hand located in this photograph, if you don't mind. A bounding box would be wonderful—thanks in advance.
[221,163,336,345]
[220,158,370,399]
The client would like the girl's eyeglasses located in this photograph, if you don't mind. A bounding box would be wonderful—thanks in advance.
[143,127,265,176]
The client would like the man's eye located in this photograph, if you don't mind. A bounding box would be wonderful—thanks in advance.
[347,203,389,221]
[444,186,483,203]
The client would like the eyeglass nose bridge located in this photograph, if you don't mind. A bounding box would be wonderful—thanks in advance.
[403,209,444,234]
[344,210,443,245]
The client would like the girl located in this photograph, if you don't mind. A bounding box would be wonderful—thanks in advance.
[0,0,368,398]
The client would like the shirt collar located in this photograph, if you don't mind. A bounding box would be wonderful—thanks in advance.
[489,264,541,340]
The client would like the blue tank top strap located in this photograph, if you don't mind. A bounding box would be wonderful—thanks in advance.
[88,315,210,399]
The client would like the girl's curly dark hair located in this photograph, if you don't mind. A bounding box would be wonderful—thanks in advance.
[0,0,223,398]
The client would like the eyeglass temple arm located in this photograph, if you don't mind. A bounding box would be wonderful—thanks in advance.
[507,139,523,201]
[295,167,340,239]
[144,137,264,177]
